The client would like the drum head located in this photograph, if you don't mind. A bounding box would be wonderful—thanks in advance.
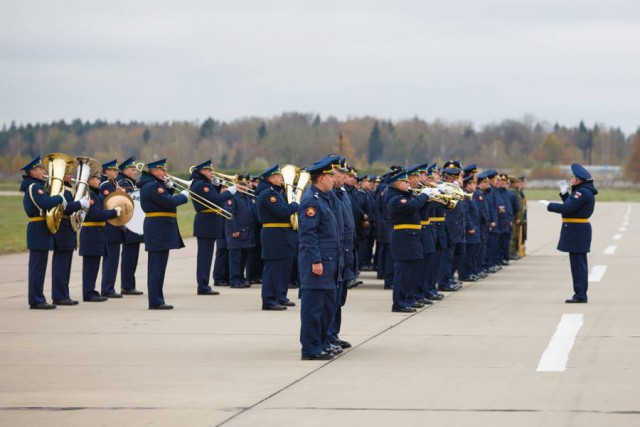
[125,190,144,235]
[104,191,134,226]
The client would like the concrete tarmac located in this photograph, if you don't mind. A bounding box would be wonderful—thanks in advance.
[1,202,638,426]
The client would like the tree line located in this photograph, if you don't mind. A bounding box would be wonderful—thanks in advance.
[1,114,639,180]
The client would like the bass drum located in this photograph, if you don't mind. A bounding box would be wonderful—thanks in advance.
[124,190,145,235]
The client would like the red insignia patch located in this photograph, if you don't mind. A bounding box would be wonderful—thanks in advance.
[37,189,44,195]
[103,190,109,196]
[269,196,277,203]
[227,199,233,206]
[157,187,164,194]
[306,207,316,217]
[400,198,407,204]
[574,192,582,199]
[90,199,95,206]
[203,187,210,193]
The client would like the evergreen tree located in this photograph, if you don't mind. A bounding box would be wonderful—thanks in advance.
[257,121,268,140]
[143,128,151,144]
[368,121,383,164]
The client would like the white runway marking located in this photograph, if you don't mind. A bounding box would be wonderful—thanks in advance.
[588,265,607,282]
[613,234,622,240]
[537,314,584,372]
[604,245,617,255]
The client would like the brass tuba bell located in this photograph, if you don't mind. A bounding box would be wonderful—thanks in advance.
[42,153,77,234]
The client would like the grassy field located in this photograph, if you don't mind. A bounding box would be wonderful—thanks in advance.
[1,188,639,254]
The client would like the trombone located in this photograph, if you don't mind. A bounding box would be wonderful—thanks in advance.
[136,162,233,219]
[210,171,255,197]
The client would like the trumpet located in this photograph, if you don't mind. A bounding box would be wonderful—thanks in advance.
[211,171,255,197]
[414,183,458,209]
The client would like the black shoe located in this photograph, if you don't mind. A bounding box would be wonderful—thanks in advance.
[510,255,521,260]
[52,299,79,306]
[409,302,425,309]
[383,285,393,289]
[301,351,334,361]
[280,301,296,307]
[392,307,416,313]
[198,289,220,295]
[262,304,287,311]
[103,293,123,299]
[565,298,588,304]
[426,293,444,300]
[332,339,352,349]
[214,281,230,287]
[248,279,262,285]
[230,283,250,288]
[417,298,434,305]
[149,304,173,310]
[461,275,478,282]
[438,285,459,292]
[121,289,144,295]
[29,302,56,310]
[288,282,300,289]
[502,260,510,266]
[84,295,108,302]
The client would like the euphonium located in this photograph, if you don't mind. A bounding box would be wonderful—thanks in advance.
[70,156,101,231]
[43,153,77,234]
[281,164,300,229]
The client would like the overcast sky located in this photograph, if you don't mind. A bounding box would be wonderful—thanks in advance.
[1,0,638,133]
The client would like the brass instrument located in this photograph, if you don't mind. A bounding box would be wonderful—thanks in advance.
[43,153,77,233]
[211,171,255,197]
[281,164,311,230]
[70,156,102,231]
[414,183,458,209]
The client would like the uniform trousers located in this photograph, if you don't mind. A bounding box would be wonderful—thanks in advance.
[421,251,438,297]
[357,236,374,269]
[120,242,140,291]
[246,246,263,281]
[486,233,500,268]
[147,250,169,307]
[28,250,49,305]
[392,259,422,310]
[377,243,394,287]
[228,248,250,286]
[328,280,349,342]
[461,243,480,279]
[82,255,102,300]
[300,288,337,357]
[569,253,589,300]
[439,245,454,285]
[52,249,73,300]
[213,240,229,284]
[499,231,512,262]
[196,237,216,292]
[261,257,293,307]
[101,242,120,295]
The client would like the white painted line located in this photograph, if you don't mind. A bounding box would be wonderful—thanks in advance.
[604,245,617,255]
[537,314,584,372]
[588,265,607,282]
[613,234,622,240]
[619,228,627,232]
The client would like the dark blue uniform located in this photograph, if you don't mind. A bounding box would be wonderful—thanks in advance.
[355,187,376,269]
[20,175,65,306]
[419,196,438,299]
[80,187,119,300]
[375,184,394,288]
[255,180,298,308]
[475,188,490,276]
[385,186,429,311]
[139,171,188,308]
[191,173,233,293]
[117,173,144,293]
[98,179,123,297]
[442,194,465,286]
[461,193,481,280]
[298,184,341,358]
[547,180,597,301]
[52,184,83,302]
[225,192,256,287]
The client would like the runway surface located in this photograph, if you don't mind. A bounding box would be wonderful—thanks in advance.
[1,201,638,426]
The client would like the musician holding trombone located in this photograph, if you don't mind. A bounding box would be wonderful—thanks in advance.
[138,158,190,310]
[189,160,236,296]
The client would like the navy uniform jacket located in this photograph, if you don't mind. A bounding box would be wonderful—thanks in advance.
[191,174,233,239]
[298,185,341,289]
[475,189,490,235]
[445,196,465,244]
[117,173,144,244]
[255,180,298,259]
[335,187,356,281]
[138,172,188,251]
[99,179,124,244]
[344,185,363,234]
[484,187,499,234]
[464,195,481,244]
[375,185,392,244]
[20,175,65,251]
[225,192,256,250]
[431,201,449,250]
[494,187,511,233]
[79,188,119,256]
[53,184,83,251]
[385,187,429,261]
[419,195,437,254]
[547,181,597,253]
[355,189,375,239]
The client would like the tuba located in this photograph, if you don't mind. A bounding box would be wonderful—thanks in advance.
[281,164,311,230]
[70,157,102,231]
[43,153,77,234]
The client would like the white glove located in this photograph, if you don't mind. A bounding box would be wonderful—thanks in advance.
[212,177,221,186]
[114,206,122,217]
[420,187,433,196]
[80,198,90,209]
[180,190,189,198]
[291,194,297,203]
[557,180,569,195]
[437,183,447,193]
[60,197,67,209]
[227,185,237,195]
[539,200,550,207]
[165,180,174,189]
